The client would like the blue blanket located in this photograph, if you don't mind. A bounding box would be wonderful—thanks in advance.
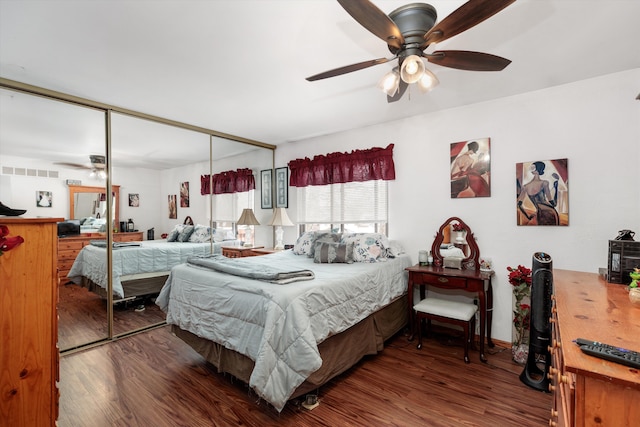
[187,254,315,284]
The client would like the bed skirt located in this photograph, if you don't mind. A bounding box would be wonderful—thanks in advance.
[77,274,168,301]
[171,293,408,401]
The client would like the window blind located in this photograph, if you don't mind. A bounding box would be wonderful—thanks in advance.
[297,180,387,224]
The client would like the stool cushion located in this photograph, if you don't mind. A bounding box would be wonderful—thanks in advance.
[414,298,477,321]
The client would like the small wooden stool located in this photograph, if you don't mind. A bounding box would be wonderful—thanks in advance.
[414,298,478,363]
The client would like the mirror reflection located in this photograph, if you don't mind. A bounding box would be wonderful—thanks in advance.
[431,216,481,269]
[0,83,275,352]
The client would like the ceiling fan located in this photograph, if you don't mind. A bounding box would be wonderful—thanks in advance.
[306,0,515,102]
[55,154,107,178]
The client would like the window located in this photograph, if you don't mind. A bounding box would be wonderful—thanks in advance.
[297,180,388,234]
[211,190,255,241]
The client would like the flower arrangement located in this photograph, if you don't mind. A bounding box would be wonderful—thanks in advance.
[507,265,532,357]
[452,222,464,232]
[0,225,24,256]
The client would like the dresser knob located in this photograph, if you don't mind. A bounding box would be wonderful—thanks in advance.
[437,277,449,283]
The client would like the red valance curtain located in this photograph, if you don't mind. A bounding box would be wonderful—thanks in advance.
[200,168,255,195]
[288,144,395,188]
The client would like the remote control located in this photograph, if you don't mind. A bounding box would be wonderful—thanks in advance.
[574,338,613,349]
[579,344,640,369]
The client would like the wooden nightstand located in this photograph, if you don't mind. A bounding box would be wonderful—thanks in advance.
[250,248,283,256]
[221,246,265,258]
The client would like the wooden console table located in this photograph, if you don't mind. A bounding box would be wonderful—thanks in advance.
[549,269,640,426]
[406,265,494,362]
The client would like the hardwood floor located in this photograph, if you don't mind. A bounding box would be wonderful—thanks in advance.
[58,326,551,426]
[58,283,166,351]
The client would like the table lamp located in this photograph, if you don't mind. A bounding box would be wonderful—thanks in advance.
[268,208,294,250]
[236,208,260,247]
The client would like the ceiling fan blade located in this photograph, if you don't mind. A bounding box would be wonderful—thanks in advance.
[337,0,404,50]
[54,162,92,170]
[306,57,392,81]
[424,0,515,45]
[387,79,408,103]
[426,50,511,71]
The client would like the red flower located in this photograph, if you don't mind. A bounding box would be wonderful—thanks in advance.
[507,265,532,287]
[452,223,464,232]
[0,226,24,256]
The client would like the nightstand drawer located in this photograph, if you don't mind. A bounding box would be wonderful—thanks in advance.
[412,272,468,289]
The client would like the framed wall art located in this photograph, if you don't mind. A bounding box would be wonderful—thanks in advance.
[260,169,273,209]
[516,158,568,226]
[450,137,491,198]
[275,167,288,208]
[129,193,140,207]
[180,181,190,208]
[168,194,177,219]
[36,190,52,207]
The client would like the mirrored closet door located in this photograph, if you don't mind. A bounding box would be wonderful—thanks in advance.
[1,78,276,353]
[0,87,110,352]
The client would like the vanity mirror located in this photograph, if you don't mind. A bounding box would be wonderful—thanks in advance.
[431,216,480,270]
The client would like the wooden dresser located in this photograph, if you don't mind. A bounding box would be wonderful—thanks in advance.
[549,269,640,426]
[57,231,144,282]
[0,217,62,426]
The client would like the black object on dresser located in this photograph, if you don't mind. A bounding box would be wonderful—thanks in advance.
[607,240,640,284]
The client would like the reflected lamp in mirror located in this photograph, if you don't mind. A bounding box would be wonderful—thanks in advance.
[236,208,260,247]
[269,208,294,250]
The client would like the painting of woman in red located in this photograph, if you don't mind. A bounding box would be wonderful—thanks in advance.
[450,138,491,198]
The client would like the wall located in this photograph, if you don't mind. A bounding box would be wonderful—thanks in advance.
[274,69,640,344]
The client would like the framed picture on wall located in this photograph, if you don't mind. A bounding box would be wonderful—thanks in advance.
[450,137,491,198]
[516,158,568,226]
[260,169,273,209]
[180,181,189,207]
[168,194,177,219]
[36,190,52,207]
[275,167,288,208]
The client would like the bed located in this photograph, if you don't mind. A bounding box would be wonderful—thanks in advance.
[156,235,411,412]
[67,239,241,301]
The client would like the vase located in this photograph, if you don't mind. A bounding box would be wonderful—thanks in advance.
[511,343,529,365]
[629,287,640,306]
[454,231,465,244]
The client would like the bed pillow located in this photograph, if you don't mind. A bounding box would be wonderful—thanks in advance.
[292,231,316,255]
[307,232,342,258]
[341,233,390,263]
[177,225,195,242]
[189,224,212,243]
[166,224,185,242]
[313,241,354,264]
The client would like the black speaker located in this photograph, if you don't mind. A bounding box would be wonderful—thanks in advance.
[520,252,553,391]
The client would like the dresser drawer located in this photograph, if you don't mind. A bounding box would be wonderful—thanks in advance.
[58,240,85,251]
[412,272,468,289]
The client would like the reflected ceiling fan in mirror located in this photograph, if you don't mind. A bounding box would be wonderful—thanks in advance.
[55,154,107,179]
[306,0,515,102]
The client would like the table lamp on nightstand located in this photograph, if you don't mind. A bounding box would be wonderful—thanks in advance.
[269,208,294,250]
[236,208,260,247]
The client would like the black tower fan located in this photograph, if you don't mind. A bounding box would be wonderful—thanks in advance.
[520,252,553,391]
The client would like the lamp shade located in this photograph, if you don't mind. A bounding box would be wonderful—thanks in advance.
[236,208,260,226]
[268,208,294,226]
[400,55,425,84]
[377,68,400,97]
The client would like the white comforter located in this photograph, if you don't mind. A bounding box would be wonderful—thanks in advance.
[67,240,240,298]
[156,250,411,411]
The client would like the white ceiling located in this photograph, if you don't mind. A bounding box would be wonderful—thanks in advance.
[1,0,639,162]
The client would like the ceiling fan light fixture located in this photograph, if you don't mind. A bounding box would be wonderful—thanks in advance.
[400,55,425,84]
[417,68,439,93]
[377,68,400,96]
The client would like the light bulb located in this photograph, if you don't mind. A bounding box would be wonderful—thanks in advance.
[377,68,400,96]
[400,55,425,84]
[417,68,439,93]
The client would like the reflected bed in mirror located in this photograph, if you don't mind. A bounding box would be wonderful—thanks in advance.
[431,217,480,270]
